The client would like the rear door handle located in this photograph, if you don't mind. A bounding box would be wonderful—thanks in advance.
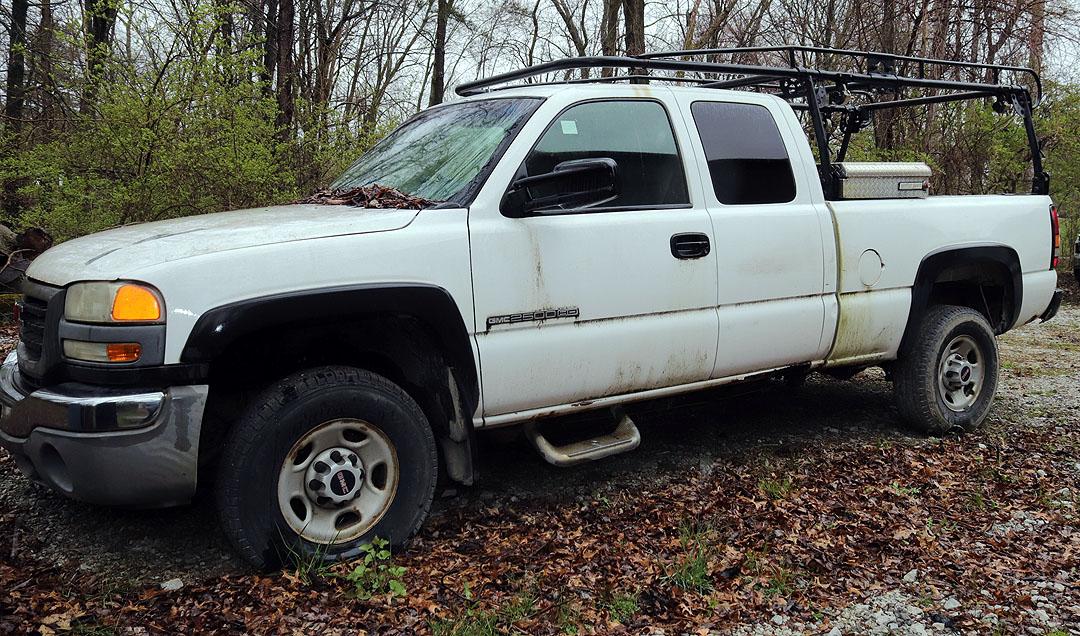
[670,233,711,259]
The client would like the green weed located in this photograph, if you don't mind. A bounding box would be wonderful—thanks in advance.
[341,537,407,600]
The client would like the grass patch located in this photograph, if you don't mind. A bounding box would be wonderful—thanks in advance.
[68,625,118,636]
[1001,361,1075,377]
[965,489,998,511]
[604,592,639,624]
[763,566,797,598]
[889,481,921,497]
[665,520,715,593]
[742,548,766,575]
[287,540,336,585]
[758,476,795,500]
[430,590,538,636]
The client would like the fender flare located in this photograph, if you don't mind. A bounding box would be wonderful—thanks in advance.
[902,245,1023,349]
[179,283,479,417]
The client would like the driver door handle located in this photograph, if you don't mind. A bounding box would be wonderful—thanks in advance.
[670,233,711,259]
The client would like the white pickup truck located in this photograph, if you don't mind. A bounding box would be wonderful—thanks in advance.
[0,48,1063,569]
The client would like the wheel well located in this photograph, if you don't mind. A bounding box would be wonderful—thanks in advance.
[901,246,1022,351]
[926,261,1014,331]
[198,315,474,485]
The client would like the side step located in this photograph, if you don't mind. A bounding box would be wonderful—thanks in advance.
[523,407,641,467]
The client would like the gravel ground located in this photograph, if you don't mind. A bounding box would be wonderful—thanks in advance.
[1,304,1078,633]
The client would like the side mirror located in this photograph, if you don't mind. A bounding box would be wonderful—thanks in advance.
[501,158,619,218]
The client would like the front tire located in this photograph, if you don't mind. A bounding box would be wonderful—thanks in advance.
[216,366,438,570]
[894,305,999,435]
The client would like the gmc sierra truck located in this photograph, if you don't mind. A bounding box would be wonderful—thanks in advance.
[0,48,1063,569]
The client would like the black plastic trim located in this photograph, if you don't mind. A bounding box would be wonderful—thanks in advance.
[180,283,479,415]
[902,246,1023,350]
[1040,289,1062,323]
[57,321,166,366]
[62,362,210,387]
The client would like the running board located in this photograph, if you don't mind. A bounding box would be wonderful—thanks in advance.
[524,407,641,467]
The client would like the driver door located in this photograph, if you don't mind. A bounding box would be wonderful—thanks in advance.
[469,95,719,419]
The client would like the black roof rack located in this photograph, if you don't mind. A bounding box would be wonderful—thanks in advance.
[455,46,1048,197]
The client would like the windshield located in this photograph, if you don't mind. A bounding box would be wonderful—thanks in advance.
[332,98,541,203]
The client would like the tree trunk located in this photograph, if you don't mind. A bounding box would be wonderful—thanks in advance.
[31,0,57,130]
[623,0,645,82]
[82,0,118,112]
[552,0,589,77]
[873,0,898,150]
[623,0,644,54]
[600,0,620,76]
[275,0,296,137]
[3,0,29,220]
[4,0,28,133]
[1028,0,1045,75]
[429,0,449,106]
[261,0,279,95]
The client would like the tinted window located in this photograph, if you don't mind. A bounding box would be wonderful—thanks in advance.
[690,102,796,205]
[522,100,689,210]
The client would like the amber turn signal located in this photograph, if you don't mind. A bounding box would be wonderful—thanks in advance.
[63,340,142,363]
[111,284,162,321]
[106,342,142,362]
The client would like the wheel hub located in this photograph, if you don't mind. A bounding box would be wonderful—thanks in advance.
[942,353,974,390]
[937,335,984,412]
[277,418,400,544]
[305,447,365,508]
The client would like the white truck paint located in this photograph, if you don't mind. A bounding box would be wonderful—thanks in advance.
[22,84,1057,423]
[0,81,1063,556]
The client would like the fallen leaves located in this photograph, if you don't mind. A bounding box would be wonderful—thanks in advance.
[5,419,1076,634]
[300,185,441,209]
[1,317,1079,633]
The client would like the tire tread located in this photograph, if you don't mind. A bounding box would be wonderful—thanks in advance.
[216,366,437,569]
[894,304,998,435]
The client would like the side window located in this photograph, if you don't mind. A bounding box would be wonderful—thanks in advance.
[523,100,690,210]
[690,102,797,205]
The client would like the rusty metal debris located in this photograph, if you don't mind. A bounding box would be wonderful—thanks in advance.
[300,185,440,209]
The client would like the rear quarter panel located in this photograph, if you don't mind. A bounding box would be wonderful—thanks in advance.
[826,194,1055,363]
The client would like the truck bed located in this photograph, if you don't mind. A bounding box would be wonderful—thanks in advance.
[824,194,1057,364]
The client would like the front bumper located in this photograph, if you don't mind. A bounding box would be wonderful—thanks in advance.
[0,351,209,507]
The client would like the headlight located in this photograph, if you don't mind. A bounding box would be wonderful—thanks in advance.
[65,282,164,324]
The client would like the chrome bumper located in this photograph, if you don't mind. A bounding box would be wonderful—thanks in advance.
[0,351,209,507]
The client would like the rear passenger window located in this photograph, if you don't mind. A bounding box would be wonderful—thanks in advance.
[690,102,796,205]
[523,100,690,210]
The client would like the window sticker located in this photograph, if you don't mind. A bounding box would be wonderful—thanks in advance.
[560,120,578,135]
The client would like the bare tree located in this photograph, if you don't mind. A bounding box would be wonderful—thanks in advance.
[430,0,450,104]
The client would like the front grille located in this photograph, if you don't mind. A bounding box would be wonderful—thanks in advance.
[15,281,62,390]
[18,295,48,360]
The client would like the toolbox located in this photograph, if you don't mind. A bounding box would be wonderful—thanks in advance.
[833,162,932,199]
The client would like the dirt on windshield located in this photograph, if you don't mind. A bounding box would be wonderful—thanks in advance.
[300,184,440,209]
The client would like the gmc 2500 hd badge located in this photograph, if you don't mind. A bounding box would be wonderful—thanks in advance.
[487,307,580,329]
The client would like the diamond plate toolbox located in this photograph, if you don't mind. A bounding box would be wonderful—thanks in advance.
[833,162,931,199]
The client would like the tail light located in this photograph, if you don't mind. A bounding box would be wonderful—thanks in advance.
[1050,204,1060,269]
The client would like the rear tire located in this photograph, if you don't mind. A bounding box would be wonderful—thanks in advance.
[216,366,437,570]
[894,305,999,435]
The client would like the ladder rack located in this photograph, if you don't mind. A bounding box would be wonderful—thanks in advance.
[455,47,1048,197]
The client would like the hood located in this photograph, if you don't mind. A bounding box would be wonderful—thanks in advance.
[27,203,419,285]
